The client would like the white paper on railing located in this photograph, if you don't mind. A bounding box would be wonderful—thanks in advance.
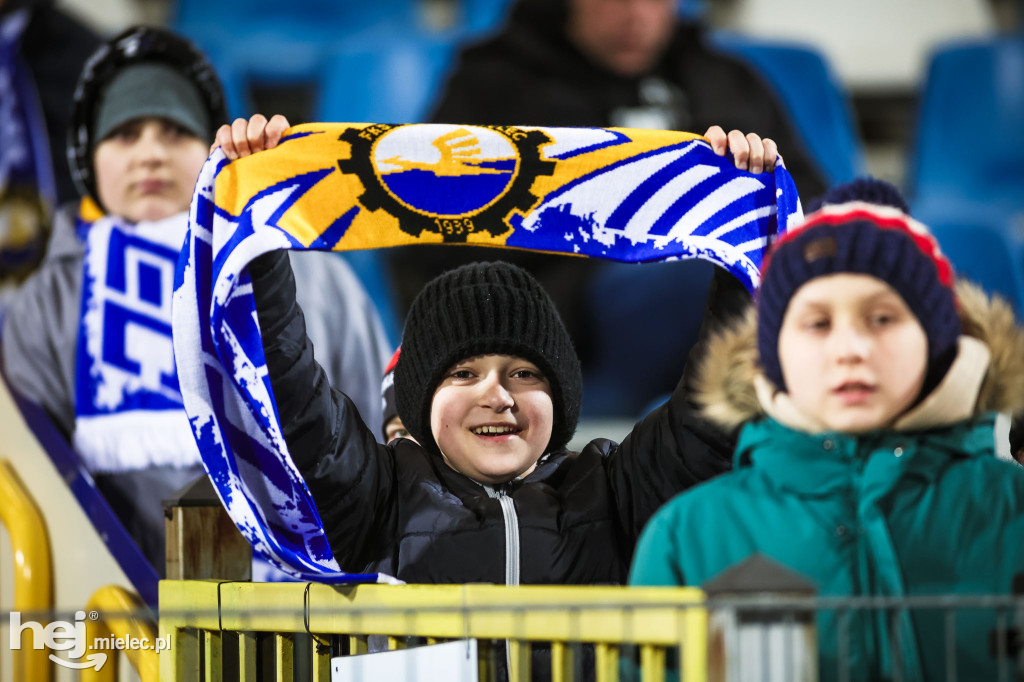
[332,639,478,682]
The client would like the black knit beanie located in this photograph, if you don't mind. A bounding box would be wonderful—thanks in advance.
[758,201,961,393]
[394,261,582,455]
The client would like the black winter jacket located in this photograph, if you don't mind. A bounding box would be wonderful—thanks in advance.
[251,250,736,584]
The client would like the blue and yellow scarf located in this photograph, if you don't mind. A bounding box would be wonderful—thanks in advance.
[173,122,803,581]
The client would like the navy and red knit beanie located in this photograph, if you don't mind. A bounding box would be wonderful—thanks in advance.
[757,200,961,392]
[394,261,582,456]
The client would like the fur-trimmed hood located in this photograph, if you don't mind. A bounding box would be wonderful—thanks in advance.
[694,280,1024,432]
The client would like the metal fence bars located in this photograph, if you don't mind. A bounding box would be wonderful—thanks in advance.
[157,581,709,682]
[157,581,1024,682]
[704,592,1024,682]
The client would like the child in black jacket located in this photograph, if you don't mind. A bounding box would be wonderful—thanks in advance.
[215,116,773,586]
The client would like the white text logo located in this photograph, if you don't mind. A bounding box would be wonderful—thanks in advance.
[9,610,169,671]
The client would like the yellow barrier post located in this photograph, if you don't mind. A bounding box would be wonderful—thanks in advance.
[81,585,159,682]
[275,632,295,681]
[312,637,332,682]
[159,580,220,680]
[239,631,258,679]
[551,640,573,682]
[203,630,223,679]
[0,458,54,682]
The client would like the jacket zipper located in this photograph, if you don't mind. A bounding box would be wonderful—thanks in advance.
[484,485,520,586]
[484,485,520,678]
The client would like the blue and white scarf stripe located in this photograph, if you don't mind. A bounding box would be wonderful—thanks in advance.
[509,138,798,289]
[74,212,201,473]
[175,155,386,582]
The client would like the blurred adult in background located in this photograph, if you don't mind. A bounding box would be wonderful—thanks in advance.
[0,0,99,307]
[386,0,826,416]
[435,0,823,183]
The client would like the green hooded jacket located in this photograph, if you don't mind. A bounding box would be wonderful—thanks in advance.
[630,281,1024,682]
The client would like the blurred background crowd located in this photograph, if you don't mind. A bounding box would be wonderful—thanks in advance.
[3,0,1023,424]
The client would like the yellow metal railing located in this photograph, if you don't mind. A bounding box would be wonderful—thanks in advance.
[159,580,709,682]
[82,585,160,682]
[0,458,54,682]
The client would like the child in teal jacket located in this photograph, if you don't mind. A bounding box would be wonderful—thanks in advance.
[630,180,1024,682]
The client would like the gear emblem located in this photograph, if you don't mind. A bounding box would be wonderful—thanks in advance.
[337,124,555,242]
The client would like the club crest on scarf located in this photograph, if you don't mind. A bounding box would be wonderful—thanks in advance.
[339,124,554,241]
[173,122,804,582]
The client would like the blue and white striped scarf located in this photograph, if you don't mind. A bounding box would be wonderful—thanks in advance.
[75,211,201,472]
[172,123,803,582]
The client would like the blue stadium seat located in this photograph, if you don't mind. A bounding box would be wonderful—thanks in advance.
[171,0,422,118]
[678,0,708,21]
[910,36,1024,321]
[914,199,1024,320]
[910,35,1024,210]
[172,0,417,44]
[461,0,516,36]
[317,35,459,124]
[710,33,866,188]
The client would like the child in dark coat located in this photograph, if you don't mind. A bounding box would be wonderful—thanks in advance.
[214,116,775,587]
[214,117,779,677]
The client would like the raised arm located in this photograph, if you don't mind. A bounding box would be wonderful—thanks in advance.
[603,126,768,545]
[604,266,748,545]
[221,116,399,570]
[248,247,398,571]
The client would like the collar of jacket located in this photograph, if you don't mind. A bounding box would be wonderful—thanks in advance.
[733,412,998,496]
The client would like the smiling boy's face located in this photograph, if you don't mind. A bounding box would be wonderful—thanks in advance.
[93,117,208,223]
[430,354,554,485]
[778,273,929,433]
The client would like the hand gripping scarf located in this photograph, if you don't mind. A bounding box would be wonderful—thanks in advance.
[173,123,803,582]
